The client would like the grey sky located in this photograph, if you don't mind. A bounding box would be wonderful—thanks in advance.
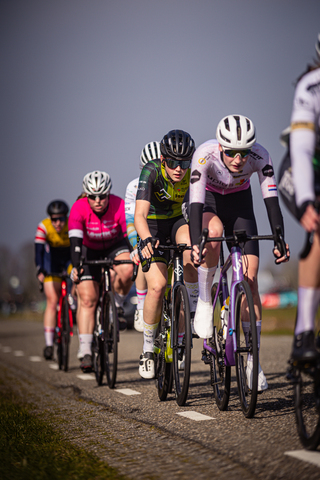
[1,0,320,269]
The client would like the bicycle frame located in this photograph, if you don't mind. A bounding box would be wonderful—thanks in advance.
[56,276,73,339]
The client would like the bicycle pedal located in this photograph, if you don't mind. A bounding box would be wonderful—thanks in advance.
[201,350,211,365]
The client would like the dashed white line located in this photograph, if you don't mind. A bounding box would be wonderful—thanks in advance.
[116,388,141,396]
[14,350,24,356]
[285,450,320,468]
[29,356,42,362]
[49,364,59,370]
[177,411,215,421]
[76,374,96,380]
[2,346,12,353]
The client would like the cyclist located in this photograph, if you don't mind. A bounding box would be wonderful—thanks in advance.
[134,130,198,379]
[68,171,133,372]
[279,34,320,363]
[125,141,161,332]
[35,200,71,360]
[187,114,290,392]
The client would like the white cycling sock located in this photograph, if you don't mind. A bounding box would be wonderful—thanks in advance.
[79,334,93,356]
[198,265,217,302]
[143,321,159,353]
[185,281,199,313]
[136,288,147,310]
[295,287,320,335]
[114,291,126,308]
[44,327,55,347]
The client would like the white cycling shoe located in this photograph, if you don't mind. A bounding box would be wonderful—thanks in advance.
[139,352,155,379]
[134,309,144,333]
[194,298,213,339]
[246,357,268,392]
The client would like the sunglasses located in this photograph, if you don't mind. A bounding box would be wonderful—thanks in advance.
[165,158,191,169]
[51,216,66,223]
[222,148,251,158]
[87,193,108,200]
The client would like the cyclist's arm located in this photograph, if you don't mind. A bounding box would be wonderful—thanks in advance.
[189,202,204,247]
[134,199,152,241]
[125,182,138,250]
[34,221,47,278]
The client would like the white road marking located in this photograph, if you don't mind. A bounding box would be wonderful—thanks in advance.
[29,356,42,362]
[49,364,59,370]
[116,388,141,396]
[2,346,12,353]
[14,350,24,356]
[77,374,96,380]
[285,450,320,468]
[177,411,215,421]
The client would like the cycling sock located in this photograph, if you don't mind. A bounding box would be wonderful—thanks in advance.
[185,281,199,313]
[136,288,147,310]
[143,321,159,353]
[295,287,320,335]
[178,333,184,345]
[79,334,93,356]
[198,265,217,302]
[114,291,126,308]
[44,327,55,346]
[256,320,261,351]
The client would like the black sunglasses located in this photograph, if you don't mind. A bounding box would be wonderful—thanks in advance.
[165,158,191,169]
[51,216,66,223]
[87,193,108,200]
[222,148,251,158]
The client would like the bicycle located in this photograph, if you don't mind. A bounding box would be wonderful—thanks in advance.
[152,243,193,406]
[287,228,320,450]
[78,257,134,389]
[198,226,287,418]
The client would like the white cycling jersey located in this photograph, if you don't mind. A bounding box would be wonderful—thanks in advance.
[290,67,320,208]
[189,139,278,205]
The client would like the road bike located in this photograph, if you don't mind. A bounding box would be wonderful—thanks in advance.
[152,243,193,406]
[287,228,320,450]
[78,257,134,389]
[198,226,287,418]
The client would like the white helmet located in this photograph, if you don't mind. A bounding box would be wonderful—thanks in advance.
[140,141,161,169]
[216,114,256,149]
[316,33,320,59]
[82,170,112,195]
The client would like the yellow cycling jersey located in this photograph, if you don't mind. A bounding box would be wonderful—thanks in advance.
[35,217,70,248]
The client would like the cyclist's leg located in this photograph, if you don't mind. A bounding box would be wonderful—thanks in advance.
[134,264,147,332]
[43,279,60,359]
[76,279,99,371]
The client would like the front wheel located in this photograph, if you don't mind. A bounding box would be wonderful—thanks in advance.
[92,306,105,386]
[234,280,258,418]
[172,285,191,406]
[61,296,71,372]
[103,291,118,389]
[154,304,172,401]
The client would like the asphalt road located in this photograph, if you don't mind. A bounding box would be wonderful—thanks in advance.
[1,318,320,479]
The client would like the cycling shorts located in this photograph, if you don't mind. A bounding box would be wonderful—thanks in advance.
[80,239,130,282]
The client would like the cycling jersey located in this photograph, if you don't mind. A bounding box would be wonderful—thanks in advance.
[136,159,190,220]
[34,217,71,275]
[125,176,139,249]
[290,67,320,208]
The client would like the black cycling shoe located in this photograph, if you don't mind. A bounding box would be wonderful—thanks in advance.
[80,354,93,373]
[291,330,320,364]
[43,346,53,360]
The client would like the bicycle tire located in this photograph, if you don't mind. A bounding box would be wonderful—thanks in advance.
[61,296,70,372]
[234,280,258,418]
[92,306,105,386]
[172,284,191,406]
[211,283,231,411]
[103,291,118,388]
[56,308,63,370]
[154,306,172,401]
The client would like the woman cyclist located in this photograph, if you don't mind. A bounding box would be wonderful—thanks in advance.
[187,115,290,392]
[279,34,320,364]
[134,130,198,379]
[68,171,133,372]
[35,200,71,360]
[125,141,161,332]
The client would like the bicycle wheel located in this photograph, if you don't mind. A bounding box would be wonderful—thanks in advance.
[234,280,258,418]
[154,306,172,401]
[211,283,231,411]
[172,284,191,406]
[103,291,118,388]
[60,296,71,372]
[92,306,105,386]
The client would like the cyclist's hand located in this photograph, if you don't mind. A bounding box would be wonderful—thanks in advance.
[37,272,45,283]
[130,249,140,265]
[191,244,207,266]
[140,237,159,259]
[70,267,81,283]
[273,243,290,264]
[300,204,320,232]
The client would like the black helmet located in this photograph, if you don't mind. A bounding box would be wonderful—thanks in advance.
[160,130,195,160]
[47,200,69,216]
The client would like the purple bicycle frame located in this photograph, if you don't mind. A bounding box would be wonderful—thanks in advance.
[203,245,244,367]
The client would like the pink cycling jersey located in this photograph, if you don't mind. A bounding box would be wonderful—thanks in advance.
[68,195,127,250]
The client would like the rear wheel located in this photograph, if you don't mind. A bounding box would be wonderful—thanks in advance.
[154,304,172,401]
[234,280,258,418]
[103,291,118,388]
[211,283,231,411]
[92,306,104,386]
[172,285,191,406]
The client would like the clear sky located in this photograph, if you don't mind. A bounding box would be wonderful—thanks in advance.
[1,0,320,269]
